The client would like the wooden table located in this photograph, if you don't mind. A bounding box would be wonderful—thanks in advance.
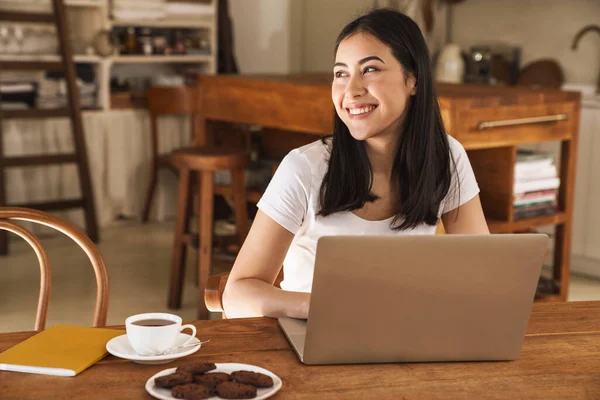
[194,74,581,302]
[1,301,599,399]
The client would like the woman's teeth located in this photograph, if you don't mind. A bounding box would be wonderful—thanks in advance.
[349,105,376,115]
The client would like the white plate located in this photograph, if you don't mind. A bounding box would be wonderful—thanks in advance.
[145,363,283,400]
[106,333,201,365]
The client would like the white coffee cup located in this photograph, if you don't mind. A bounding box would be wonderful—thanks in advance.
[125,312,197,356]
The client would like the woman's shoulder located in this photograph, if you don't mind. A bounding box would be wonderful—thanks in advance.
[294,137,331,161]
[446,134,466,154]
[283,138,331,175]
[446,134,470,167]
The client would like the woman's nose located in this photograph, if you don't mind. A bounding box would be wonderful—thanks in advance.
[345,76,366,99]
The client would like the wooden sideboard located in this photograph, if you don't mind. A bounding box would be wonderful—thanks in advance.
[193,74,581,302]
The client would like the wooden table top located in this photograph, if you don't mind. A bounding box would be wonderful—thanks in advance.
[1,301,599,399]
[196,74,581,102]
[192,73,581,141]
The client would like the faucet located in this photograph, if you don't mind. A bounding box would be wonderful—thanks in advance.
[571,24,600,94]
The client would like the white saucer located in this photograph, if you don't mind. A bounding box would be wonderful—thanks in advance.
[146,363,283,400]
[106,333,201,365]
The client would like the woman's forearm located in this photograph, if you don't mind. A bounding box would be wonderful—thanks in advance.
[223,278,310,319]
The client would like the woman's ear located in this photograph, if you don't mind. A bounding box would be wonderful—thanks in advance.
[407,73,417,96]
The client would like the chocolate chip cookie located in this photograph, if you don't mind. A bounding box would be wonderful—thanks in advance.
[177,362,217,375]
[171,383,211,400]
[154,372,193,389]
[231,370,274,388]
[194,372,231,391]
[215,381,257,399]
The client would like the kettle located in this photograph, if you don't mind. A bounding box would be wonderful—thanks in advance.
[435,43,465,84]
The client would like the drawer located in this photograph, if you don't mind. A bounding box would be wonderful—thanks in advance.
[450,102,577,149]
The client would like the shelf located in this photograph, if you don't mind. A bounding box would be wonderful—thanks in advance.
[0,11,55,23]
[111,55,211,64]
[487,212,567,233]
[1,108,70,119]
[75,54,103,63]
[65,0,105,7]
[0,54,103,64]
[110,18,214,29]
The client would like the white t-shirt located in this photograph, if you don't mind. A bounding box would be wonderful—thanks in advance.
[256,135,480,293]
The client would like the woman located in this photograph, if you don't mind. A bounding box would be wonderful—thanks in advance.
[223,9,489,319]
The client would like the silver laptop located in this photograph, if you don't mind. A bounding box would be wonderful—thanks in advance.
[278,234,548,365]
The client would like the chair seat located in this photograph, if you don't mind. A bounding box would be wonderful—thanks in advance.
[172,147,250,171]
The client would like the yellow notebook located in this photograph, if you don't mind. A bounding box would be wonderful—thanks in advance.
[0,325,123,377]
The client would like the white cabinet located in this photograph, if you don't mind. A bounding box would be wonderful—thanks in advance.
[530,88,600,277]
[572,98,600,276]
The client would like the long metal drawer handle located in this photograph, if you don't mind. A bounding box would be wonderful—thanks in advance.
[477,113,568,130]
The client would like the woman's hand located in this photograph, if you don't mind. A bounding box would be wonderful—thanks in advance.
[298,292,311,320]
[223,210,305,319]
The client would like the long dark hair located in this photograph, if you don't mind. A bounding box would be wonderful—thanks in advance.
[318,8,456,230]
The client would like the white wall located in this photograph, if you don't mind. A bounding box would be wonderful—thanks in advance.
[450,0,600,85]
[301,0,374,72]
[230,0,376,74]
[230,0,373,73]
[229,0,298,73]
[230,0,599,82]
[230,0,449,74]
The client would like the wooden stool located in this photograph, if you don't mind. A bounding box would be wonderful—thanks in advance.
[169,146,250,319]
[142,86,201,223]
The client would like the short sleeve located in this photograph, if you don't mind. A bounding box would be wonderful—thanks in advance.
[257,149,312,234]
[441,135,480,214]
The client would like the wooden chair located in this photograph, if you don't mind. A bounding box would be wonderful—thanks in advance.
[0,207,109,330]
[204,221,447,316]
[169,147,251,320]
[142,86,199,223]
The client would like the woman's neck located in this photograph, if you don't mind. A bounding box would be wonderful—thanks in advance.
[365,131,401,180]
[364,113,406,179]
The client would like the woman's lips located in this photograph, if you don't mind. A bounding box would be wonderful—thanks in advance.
[346,104,377,119]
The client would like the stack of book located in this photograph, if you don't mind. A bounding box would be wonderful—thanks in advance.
[513,150,560,221]
[0,71,43,110]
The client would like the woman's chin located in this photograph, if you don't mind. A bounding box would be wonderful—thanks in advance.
[348,130,376,142]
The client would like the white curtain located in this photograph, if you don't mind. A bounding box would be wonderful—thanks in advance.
[2,110,192,230]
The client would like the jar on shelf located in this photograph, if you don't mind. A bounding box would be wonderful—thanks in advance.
[138,28,153,56]
[124,27,137,55]
[173,30,186,55]
[199,39,210,54]
[152,35,168,55]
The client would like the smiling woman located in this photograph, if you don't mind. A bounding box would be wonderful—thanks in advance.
[332,45,416,143]
[222,9,489,320]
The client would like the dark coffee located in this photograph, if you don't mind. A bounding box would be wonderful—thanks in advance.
[132,318,176,327]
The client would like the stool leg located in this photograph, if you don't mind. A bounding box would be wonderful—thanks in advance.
[230,169,249,244]
[0,147,7,254]
[142,162,159,223]
[168,168,191,309]
[197,170,214,320]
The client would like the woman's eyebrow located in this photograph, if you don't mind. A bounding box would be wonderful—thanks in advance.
[334,56,385,68]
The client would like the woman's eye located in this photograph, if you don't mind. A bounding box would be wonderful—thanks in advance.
[363,66,378,74]
[334,71,348,78]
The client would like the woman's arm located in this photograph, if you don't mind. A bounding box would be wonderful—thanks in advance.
[442,194,490,234]
[223,210,310,319]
